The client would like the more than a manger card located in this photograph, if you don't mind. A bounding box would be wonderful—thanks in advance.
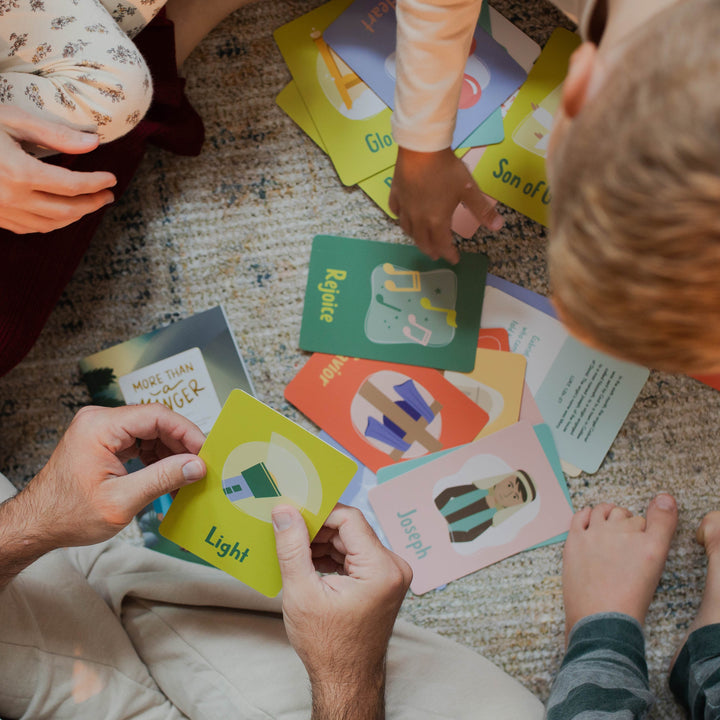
[284,353,491,472]
[368,420,574,594]
[300,235,488,372]
[159,390,358,596]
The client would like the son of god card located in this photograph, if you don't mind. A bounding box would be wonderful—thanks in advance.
[369,421,574,594]
[159,390,357,597]
[300,235,488,371]
[284,353,491,472]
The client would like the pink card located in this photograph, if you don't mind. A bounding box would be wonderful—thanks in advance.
[368,421,573,593]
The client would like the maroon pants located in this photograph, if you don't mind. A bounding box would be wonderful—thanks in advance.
[0,11,205,378]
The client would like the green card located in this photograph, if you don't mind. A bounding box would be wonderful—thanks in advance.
[159,390,357,597]
[300,235,488,372]
[274,0,396,186]
[472,28,581,226]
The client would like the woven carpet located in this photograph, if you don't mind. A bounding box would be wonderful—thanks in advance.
[1,1,718,716]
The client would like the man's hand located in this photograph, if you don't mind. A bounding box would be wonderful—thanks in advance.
[273,504,412,720]
[0,404,206,586]
[389,146,503,264]
[0,106,116,234]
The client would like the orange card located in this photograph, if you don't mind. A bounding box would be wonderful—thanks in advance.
[478,327,510,351]
[285,353,490,472]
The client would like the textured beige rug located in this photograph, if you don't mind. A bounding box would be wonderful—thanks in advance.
[1,0,718,716]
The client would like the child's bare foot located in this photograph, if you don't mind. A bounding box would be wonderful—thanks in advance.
[562,494,678,643]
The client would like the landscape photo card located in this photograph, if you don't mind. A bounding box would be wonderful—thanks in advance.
[285,353,492,472]
[79,306,256,564]
[324,0,527,148]
[300,235,488,371]
[273,0,397,186]
[369,420,574,594]
[481,275,649,473]
[160,390,358,597]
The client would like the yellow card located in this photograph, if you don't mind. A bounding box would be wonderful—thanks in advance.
[159,389,358,596]
[274,0,396,186]
[472,28,581,226]
[444,348,527,438]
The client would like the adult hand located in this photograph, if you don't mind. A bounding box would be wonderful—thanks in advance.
[5,404,206,555]
[273,504,412,720]
[0,106,116,234]
[389,146,503,264]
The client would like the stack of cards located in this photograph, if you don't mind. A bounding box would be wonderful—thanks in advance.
[282,235,650,594]
[273,0,542,233]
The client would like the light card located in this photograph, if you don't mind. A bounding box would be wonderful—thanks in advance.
[284,353,491,472]
[300,235,487,371]
[160,390,357,596]
[369,421,574,594]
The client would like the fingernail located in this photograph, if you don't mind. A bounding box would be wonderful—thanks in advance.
[272,511,292,532]
[655,493,675,510]
[489,215,504,231]
[182,459,204,482]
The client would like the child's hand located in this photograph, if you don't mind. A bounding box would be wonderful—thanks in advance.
[389,147,503,264]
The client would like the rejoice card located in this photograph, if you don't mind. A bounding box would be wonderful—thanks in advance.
[285,353,490,472]
[300,235,488,371]
[324,0,527,148]
[473,28,581,226]
[274,0,396,186]
[159,390,357,596]
[369,421,574,594]
[443,347,526,438]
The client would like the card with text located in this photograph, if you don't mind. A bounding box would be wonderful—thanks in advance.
[274,0,396,186]
[472,28,581,226]
[369,421,574,593]
[159,390,357,596]
[285,353,490,472]
[300,235,487,371]
[481,275,649,473]
[324,0,527,148]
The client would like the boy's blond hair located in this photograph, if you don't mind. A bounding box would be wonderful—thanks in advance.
[548,0,720,374]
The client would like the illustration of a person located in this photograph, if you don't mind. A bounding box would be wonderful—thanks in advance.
[434,470,536,543]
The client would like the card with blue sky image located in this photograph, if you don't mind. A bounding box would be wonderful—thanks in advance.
[324,0,527,148]
[300,235,488,371]
[159,390,357,596]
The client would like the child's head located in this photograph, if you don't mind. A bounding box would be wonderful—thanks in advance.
[547,0,720,374]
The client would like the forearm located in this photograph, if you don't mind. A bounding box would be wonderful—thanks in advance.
[311,668,386,720]
[546,613,655,719]
[393,0,482,151]
[0,491,55,589]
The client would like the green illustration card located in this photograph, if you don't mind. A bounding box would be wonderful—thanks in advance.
[472,28,581,226]
[273,0,396,186]
[159,389,358,596]
[300,235,488,372]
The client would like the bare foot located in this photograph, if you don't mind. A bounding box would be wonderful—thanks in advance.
[562,494,678,643]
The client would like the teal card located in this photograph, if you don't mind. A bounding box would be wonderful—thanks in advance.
[300,236,488,372]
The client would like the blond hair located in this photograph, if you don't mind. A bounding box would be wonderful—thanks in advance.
[548,0,720,374]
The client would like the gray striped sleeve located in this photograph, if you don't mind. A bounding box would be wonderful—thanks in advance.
[546,613,655,720]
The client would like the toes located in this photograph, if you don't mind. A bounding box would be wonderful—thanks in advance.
[570,506,592,532]
[590,503,616,523]
[608,506,633,522]
[697,510,720,552]
[645,493,678,549]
